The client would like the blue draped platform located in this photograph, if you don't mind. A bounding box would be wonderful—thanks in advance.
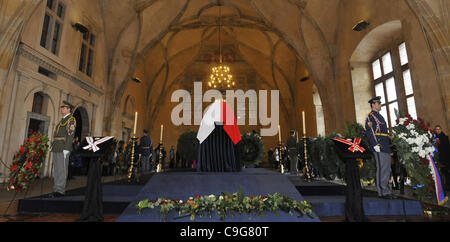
[116,169,321,222]
[18,169,425,221]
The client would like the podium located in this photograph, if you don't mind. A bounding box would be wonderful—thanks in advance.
[332,138,371,222]
[75,137,116,222]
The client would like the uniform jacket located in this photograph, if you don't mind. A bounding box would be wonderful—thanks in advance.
[52,114,76,152]
[365,111,392,153]
[139,135,153,156]
[287,136,298,155]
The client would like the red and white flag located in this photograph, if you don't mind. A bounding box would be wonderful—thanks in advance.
[197,101,241,145]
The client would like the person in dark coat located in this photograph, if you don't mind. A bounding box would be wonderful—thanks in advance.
[268,148,275,169]
[287,130,299,174]
[169,146,175,168]
[176,150,181,168]
[139,129,152,172]
[435,125,450,191]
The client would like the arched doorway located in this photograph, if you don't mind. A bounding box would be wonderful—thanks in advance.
[350,20,403,124]
[73,106,90,141]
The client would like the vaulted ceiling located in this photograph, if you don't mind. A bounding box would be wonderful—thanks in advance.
[97,0,341,131]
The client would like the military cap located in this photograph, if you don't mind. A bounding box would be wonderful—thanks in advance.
[290,130,296,135]
[144,129,149,134]
[368,96,382,104]
[60,101,74,110]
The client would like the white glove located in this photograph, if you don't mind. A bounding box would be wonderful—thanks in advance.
[63,150,70,159]
[374,145,381,153]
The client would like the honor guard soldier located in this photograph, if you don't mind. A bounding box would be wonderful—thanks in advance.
[365,96,394,199]
[50,101,76,197]
[139,129,153,172]
[286,130,298,175]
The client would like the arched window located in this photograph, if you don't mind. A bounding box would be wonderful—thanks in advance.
[371,42,416,128]
[123,95,136,118]
[32,92,44,114]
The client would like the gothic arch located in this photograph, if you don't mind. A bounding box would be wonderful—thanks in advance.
[123,95,136,118]
[350,20,403,124]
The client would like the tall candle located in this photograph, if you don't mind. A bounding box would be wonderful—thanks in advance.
[302,110,306,136]
[133,112,138,135]
[160,124,164,142]
[278,125,281,144]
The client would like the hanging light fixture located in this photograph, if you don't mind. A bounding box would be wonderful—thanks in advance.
[208,2,235,90]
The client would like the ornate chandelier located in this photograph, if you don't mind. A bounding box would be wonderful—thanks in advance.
[207,3,235,90]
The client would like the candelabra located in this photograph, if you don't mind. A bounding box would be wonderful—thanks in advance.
[127,136,138,182]
[303,136,311,182]
[156,142,163,173]
[279,143,285,174]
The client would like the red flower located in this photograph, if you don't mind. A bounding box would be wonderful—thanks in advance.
[195,195,201,199]
[404,120,410,126]
[25,161,33,169]
[11,164,18,172]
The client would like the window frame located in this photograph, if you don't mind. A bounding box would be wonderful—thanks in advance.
[370,41,417,128]
[40,0,65,56]
[372,51,398,128]
[78,30,96,78]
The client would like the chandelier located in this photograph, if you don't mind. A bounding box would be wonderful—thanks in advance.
[207,3,235,90]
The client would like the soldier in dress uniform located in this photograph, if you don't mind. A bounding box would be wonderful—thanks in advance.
[139,129,152,172]
[50,101,76,197]
[287,130,299,175]
[365,96,395,199]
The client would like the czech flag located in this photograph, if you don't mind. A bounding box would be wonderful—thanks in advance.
[428,154,448,205]
[197,100,241,145]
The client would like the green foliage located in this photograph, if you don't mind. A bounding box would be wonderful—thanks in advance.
[343,121,366,139]
[8,133,50,192]
[310,133,345,180]
[136,190,314,221]
[391,112,436,201]
[176,130,200,162]
[343,121,377,182]
[309,121,378,183]
[239,132,265,168]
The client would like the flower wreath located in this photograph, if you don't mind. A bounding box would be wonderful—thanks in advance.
[8,133,49,192]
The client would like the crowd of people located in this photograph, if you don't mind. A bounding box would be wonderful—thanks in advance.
[53,100,450,200]
[66,129,200,179]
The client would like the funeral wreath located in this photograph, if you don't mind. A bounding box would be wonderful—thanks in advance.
[8,132,49,192]
[136,188,314,221]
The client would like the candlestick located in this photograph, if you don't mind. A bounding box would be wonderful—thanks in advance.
[160,124,164,142]
[278,125,281,144]
[302,110,306,136]
[133,112,138,135]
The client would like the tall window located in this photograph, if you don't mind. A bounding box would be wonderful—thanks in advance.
[32,92,44,114]
[78,30,96,77]
[371,42,417,128]
[399,42,417,120]
[40,0,65,55]
[372,52,398,128]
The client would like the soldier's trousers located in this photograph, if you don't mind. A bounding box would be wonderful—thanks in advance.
[52,151,70,194]
[373,151,392,197]
[141,155,150,172]
[288,151,298,174]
